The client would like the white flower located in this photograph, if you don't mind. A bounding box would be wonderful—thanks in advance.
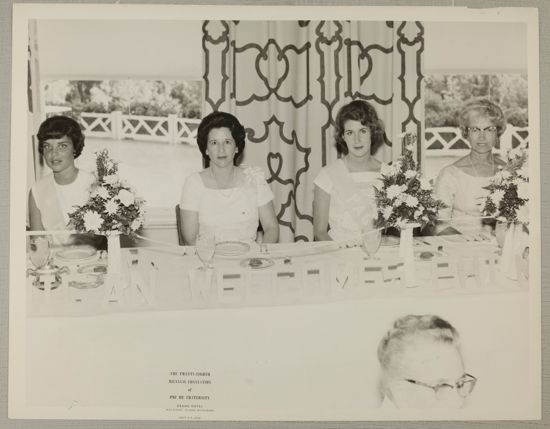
[494,170,511,182]
[517,180,529,200]
[242,165,266,185]
[518,163,529,179]
[83,210,104,232]
[93,186,110,199]
[516,204,529,224]
[130,219,143,231]
[490,189,505,206]
[405,169,417,179]
[387,184,404,200]
[405,143,415,152]
[405,195,419,208]
[420,178,432,191]
[117,189,135,206]
[104,199,119,215]
[103,174,119,185]
[392,198,403,207]
[382,206,393,220]
[380,163,396,176]
[507,147,523,160]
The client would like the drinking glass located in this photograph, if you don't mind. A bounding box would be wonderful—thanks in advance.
[361,228,382,259]
[196,233,215,270]
[28,235,52,269]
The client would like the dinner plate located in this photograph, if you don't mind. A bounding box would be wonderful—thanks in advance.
[55,245,98,265]
[439,234,468,243]
[215,241,251,257]
[240,257,274,270]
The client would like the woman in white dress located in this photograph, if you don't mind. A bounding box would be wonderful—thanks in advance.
[377,314,477,409]
[179,111,279,244]
[313,100,385,242]
[434,99,506,235]
[28,116,95,232]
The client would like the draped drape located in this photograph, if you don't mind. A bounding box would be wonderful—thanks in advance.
[203,20,425,241]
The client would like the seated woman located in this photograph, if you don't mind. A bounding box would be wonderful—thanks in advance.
[434,99,506,235]
[28,116,95,233]
[179,111,279,245]
[377,314,477,409]
[313,100,384,242]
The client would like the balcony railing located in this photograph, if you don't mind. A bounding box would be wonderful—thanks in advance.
[77,111,529,154]
[78,111,201,145]
[424,125,529,157]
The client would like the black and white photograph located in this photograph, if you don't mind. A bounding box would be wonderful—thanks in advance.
[8,3,541,422]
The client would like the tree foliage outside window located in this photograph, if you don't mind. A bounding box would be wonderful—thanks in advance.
[425,74,528,128]
[43,80,202,119]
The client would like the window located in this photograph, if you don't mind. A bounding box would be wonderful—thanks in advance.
[423,73,528,180]
[42,79,203,210]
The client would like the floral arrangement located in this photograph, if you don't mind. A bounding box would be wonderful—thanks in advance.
[482,144,529,225]
[68,149,145,236]
[374,134,446,229]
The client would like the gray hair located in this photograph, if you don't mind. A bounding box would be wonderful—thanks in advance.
[377,314,461,373]
[458,98,507,139]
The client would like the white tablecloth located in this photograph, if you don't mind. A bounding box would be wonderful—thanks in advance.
[17,237,536,420]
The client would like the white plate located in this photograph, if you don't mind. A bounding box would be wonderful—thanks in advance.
[55,245,98,265]
[215,241,251,257]
[240,257,274,270]
[440,235,468,243]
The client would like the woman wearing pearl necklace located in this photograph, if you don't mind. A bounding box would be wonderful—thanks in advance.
[179,111,279,245]
[434,99,506,235]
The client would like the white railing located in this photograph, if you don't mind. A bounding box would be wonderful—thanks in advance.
[78,111,200,145]
[77,111,528,154]
[424,125,529,157]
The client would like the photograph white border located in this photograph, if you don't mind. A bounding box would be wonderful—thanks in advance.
[7,2,542,423]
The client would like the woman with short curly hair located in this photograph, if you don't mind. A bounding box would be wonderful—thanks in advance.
[28,115,95,232]
[434,98,507,235]
[378,314,477,409]
[179,111,279,244]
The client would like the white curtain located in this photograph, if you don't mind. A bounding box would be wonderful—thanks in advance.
[203,20,424,241]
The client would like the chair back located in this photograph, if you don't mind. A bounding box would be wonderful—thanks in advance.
[175,204,185,245]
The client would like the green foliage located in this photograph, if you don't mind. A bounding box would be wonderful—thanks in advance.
[482,147,529,225]
[425,74,528,128]
[44,80,202,118]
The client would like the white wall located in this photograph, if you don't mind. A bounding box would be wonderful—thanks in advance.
[37,20,203,80]
[423,22,527,73]
[37,20,527,79]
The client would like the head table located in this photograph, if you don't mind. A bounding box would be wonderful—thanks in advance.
[19,235,534,421]
[27,235,526,317]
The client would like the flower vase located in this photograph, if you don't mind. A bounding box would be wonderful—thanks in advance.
[494,222,507,248]
[105,232,123,301]
[498,223,529,280]
[399,222,420,288]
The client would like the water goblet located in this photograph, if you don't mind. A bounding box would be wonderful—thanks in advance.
[361,228,382,259]
[28,235,53,269]
[195,233,215,271]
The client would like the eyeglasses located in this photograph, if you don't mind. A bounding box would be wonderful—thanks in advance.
[404,373,477,400]
[467,126,499,136]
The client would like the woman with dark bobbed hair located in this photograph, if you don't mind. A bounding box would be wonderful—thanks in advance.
[28,116,95,231]
[435,98,507,235]
[179,111,279,244]
[313,100,386,241]
[377,314,477,409]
